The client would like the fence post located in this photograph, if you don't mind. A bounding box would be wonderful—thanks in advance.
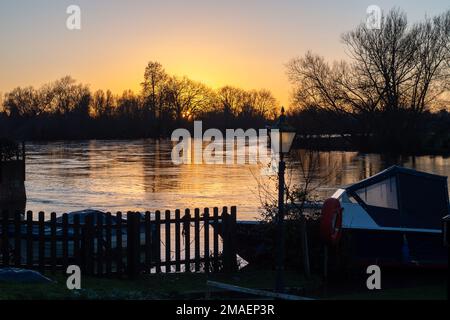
[83,214,94,276]
[73,215,81,270]
[165,210,171,273]
[116,212,123,276]
[144,211,152,274]
[14,212,21,267]
[50,212,57,274]
[62,213,69,270]
[204,208,210,273]
[230,206,238,272]
[155,211,161,273]
[222,206,238,273]
[213,207,219,272]
[97,212,103,276]
[184,209,191,272]
[126,212,140,278]
[38,212,45,273]
[26,211,33,269]
[221,207,230,272]
[194,208,200,272]
[1,210,9,267]
[105,212,112,277]
[175,209,181,272]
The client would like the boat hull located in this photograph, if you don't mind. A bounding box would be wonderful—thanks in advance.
[219,221,448,269]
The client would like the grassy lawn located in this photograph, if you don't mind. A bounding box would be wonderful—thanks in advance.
[0,270,316,300]
[328,284,447,300]
[0,269,446,300]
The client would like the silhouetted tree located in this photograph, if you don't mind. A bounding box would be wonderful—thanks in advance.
[3,86,40,117]
[163,76,213,122]
[287,8,450,152]
[141,61,168,121]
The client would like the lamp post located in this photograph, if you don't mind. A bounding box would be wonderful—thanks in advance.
[270,107,297,293]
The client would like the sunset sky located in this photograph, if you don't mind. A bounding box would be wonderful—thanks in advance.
[0,0,449,107]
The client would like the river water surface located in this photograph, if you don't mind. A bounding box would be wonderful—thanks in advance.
[25,140,450,219]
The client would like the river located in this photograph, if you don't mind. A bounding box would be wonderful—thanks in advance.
[24,140,450,219]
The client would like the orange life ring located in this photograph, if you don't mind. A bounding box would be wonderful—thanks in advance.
[320,198,343,245]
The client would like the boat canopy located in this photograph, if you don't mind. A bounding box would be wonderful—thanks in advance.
[344,166,449,230]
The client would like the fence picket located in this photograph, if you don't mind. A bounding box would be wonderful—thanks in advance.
[116,212,123,276]
[175,209,181,272]
[50,212,57,274]
[0,207,236,278]
[97,212,103,276]
[194,208,200,272]
[165,210,171,273]
[204,208,210,273]
[73,215,81,268]
[38,212,45,273]
[155,211,161,273]
[145,211,152,273]
[213,207,219,272]
[184,209,191,272]
[105,212,112,276]
[26,211,33,268]
[14,213,21,267]
[62,213,68,270]
[1,211,9,267]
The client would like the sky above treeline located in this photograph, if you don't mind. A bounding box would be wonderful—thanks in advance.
[1,0,449,107]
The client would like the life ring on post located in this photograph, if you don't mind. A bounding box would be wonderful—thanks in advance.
[320,198,343,246]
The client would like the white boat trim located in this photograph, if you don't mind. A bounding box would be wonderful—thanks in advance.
[343,226,442,234]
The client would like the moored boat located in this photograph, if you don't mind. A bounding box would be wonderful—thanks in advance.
[219,166,449,269]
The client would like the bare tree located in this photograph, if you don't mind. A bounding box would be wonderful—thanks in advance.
[163,76,213,121]
[141,61,168,120]
[217,86,245,117]
[287,9,450,150]
[3,86,40,117]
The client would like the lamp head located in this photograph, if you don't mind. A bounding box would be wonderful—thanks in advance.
[270,107,296,155]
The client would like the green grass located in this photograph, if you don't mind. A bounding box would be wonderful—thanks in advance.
[0,270,315,300]
[0,270,446,300]
[328,284,447,300]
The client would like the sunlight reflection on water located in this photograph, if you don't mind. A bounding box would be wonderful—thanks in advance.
[24,140,450,219]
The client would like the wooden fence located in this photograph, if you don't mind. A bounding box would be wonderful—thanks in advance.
[0,206,237,277]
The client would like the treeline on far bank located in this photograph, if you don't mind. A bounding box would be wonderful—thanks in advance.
[1,98,449,155]
[288,106,450,155]
[0,66,277,141]
[0,59,449,155]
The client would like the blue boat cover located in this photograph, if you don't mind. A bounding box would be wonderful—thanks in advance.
[345,166,449,230]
